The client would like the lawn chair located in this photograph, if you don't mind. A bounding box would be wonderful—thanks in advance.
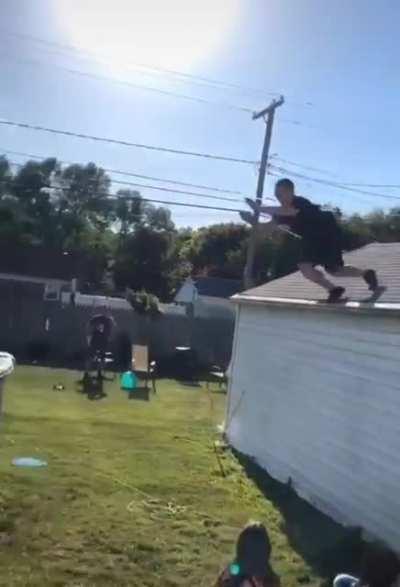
[131,345,157,393]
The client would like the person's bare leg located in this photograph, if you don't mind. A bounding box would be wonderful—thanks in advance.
[327,265,364,278]
[327,265,379,291]
[298,262,335,291]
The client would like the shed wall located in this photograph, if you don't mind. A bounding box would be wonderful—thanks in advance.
[227,304,400,548]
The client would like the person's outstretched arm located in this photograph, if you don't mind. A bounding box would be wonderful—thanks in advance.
[261,205,298,217]
[245,198,298,218]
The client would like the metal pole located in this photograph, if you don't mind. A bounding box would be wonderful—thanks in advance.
[243,96,284,289]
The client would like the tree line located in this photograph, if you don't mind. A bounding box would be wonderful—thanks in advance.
[0,155,399,299]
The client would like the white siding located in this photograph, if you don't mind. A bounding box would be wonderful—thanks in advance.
[227,304,400,549]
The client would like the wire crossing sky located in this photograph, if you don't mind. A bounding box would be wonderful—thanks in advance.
[1,0,399,227]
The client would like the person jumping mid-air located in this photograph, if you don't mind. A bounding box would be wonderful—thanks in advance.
[241,178,378,303]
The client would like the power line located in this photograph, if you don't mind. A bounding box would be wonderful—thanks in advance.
[271,155,340,178]
[4,51,308,126]
[2,29,282,100]
[0,178,242,214]
[272,155,400,191]
[0,52,255,115]
[103,178,242,203]
[0,120,258,165]
[267,169,371,206]
[109,194,241,214]
[2,32,311,110]
[7,162,242,204]
[0,147,243,195]
[334,182,400,189]
[269,164,400,202]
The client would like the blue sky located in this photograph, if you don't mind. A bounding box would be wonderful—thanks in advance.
[1,0,399,227]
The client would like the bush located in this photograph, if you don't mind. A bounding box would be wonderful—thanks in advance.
[126,290,163,317]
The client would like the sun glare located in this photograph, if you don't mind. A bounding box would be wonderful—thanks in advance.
[57,0,240,73]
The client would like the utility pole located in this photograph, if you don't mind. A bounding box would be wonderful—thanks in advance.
[243,96,284,289]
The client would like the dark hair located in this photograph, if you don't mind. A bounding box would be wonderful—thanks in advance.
[275,178,294,191]
[360,543,400,587]
[235,522,272,577]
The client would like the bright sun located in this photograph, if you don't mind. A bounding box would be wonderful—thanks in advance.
[57,0,240,72]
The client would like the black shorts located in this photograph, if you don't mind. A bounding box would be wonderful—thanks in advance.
[300,236,344,272]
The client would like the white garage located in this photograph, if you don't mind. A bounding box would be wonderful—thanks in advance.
[226,243,400,549]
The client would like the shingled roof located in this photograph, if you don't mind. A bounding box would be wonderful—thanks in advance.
[235,243,400,311]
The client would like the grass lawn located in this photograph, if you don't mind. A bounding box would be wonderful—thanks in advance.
[0,367,361,586]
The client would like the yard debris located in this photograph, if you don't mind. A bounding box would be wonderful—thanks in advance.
[12,457,48,468]
[126,497,187,518]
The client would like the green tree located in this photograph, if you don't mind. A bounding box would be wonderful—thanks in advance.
[11,158,59,245]
[114,189,143,240]
[0,156,12,198]
[113,226,176,299]
[111,190,178,298]
[181,223,249,279]
[55,162,112,248]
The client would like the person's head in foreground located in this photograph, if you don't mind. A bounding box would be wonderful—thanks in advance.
[274,178,295,207]
[216,522,280,587]
[334,542,400,587]
[360,543,400,587]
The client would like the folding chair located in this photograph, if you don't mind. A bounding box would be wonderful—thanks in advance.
[131,345,157,392]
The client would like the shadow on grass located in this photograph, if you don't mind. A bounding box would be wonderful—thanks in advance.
[179,380,202,388]
[233,451,366,586]
[75,375,107,401]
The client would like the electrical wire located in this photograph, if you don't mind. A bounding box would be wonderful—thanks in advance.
[269,164,400,202]
[0,147,243,195]
[9,165,243,204]
[0,52,254,114]
[8,163,242,203]
[272,156,400,190]
[1,28,282,99]
[102,178,242,203]
[0,179,243,214]
[271,155,340,178]
[334,182,400,189]
[0,120,259,165]
[267,170,366,206]
[109,194,241,213]
[2,52,300,126]
[1,32,311,110]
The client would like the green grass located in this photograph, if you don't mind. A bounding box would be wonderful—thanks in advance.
[0,367,361,586]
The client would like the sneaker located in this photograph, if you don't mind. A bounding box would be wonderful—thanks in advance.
[240,211,256,225]
[363,269,378,291]
[327,286,346,303]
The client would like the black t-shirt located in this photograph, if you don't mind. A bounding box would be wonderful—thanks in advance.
[290,196,323,237]
[275,196,335,239]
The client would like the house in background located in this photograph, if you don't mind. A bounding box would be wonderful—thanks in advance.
[226,242,400,549]
[0,245,80,301]
[175,276,242,318]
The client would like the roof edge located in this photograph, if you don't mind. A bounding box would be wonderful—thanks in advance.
[231,294,400,314]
